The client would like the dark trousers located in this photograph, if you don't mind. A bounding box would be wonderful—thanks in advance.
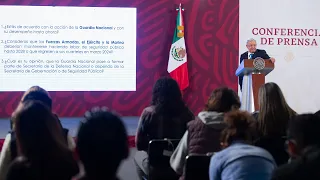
[134,151,149,180]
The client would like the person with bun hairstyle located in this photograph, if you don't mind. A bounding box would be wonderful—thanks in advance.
[209,111,276,180]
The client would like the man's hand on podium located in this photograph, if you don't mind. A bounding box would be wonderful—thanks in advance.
[270,57,276,63]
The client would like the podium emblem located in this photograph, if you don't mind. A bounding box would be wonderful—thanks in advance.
[253,57,265,71]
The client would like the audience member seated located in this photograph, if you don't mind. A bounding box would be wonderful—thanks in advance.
[0,86,75,180]
[272,114,320,180]
[76,107,129,180]
[253,82,296,165]
[170,87,241,180]
[209,111,276,180]
[134,77,194,179]
[185,154,213,180]
[5,101,79,180]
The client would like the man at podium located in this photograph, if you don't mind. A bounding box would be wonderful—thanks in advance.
[239,38,275,90]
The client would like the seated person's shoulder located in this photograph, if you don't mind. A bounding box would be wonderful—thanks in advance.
[257,49,266,52]
[210,148,227,162]
[10,156,30,168]
[186,108,195,119]
[252,111,259,120]
[11,156,28,164]
[138,107,156,124]
[255,135,286,147]
[272,160,302,180]
[274,150,320,180]
[181,108,195,123]
[7,157,31,180]
[240,51,247,56]
[143,106,155,114]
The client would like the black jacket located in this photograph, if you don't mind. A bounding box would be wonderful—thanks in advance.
[10,128,69,160]
[252,111,289,166]
[239,49,270,90]
[272,147,320,180]
[135,106,194,151]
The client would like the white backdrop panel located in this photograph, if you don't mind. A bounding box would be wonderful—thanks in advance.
[240,0,320,113]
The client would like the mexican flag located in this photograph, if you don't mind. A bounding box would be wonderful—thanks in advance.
[167,4,189,91]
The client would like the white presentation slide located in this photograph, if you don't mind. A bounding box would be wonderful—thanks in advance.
[0,6,136,91]
[240,0,320,113]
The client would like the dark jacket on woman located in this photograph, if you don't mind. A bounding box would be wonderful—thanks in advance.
[6,156,79,180]
[252,111,289,165]
[254,135,288,166]
[10,128,70,160]
[136,106,194,152]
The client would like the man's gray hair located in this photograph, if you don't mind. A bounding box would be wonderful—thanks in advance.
[246,38,256,44]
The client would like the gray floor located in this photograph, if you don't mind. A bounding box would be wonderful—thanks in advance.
[0,117,140,180]
[119,148,139,180]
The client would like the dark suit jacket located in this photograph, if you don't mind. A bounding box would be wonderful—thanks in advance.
[239,49,270,90]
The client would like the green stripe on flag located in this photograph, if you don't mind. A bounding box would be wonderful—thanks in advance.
[172,8,182,44]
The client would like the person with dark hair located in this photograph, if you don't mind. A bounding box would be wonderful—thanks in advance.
[170,87,241,180]
[75,107,129,180]
[21,86,52,108]
[272,114,320,180]
[134,77,194,179]
[253,82,296,165]
[5,101,79,180]
[0,86,75,180]
[209,111,276,180]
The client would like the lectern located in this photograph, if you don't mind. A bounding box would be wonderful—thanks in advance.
[235,58,274,112]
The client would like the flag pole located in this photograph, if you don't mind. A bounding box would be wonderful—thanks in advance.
[177,3,185,97]
[176,3,184,11]
[169,2,189,93]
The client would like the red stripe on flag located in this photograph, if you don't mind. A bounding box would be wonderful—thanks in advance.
[170,62,189,90]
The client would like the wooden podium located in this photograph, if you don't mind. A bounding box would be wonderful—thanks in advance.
[236,59,274,111]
